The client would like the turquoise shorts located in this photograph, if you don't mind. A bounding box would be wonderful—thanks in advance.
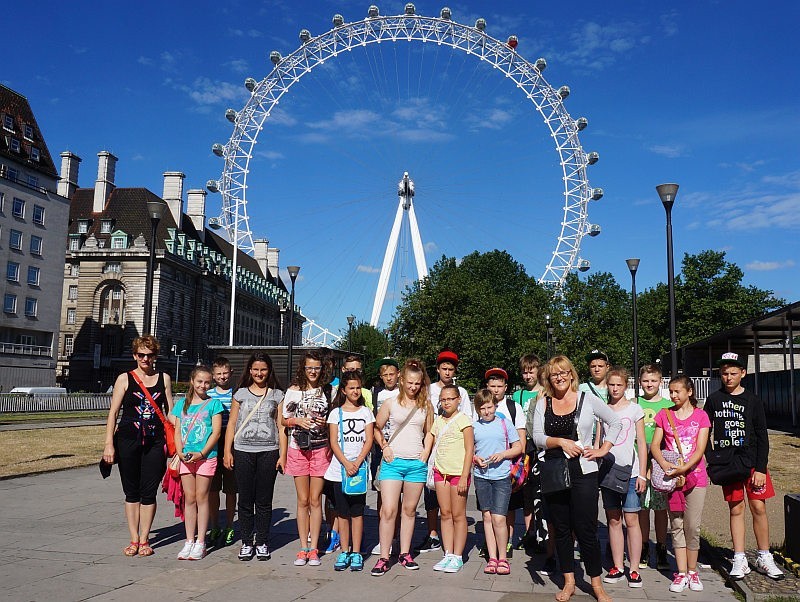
[378,457,427,483]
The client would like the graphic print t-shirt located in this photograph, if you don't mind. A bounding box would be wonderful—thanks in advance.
[600,402,644,477]
[232,387,283,453]
[638,396,673,446]
[324,406,375,482]
[654,407,711,487]
[283,387,331,450]
[170,398,224,457]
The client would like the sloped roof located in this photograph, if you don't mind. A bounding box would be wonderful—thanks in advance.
[0,84,58,178]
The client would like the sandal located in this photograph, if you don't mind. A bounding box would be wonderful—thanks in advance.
[591,585,612,602]
[496,559,510,575]
[555,582,576,602]
[138,541,154,556]
[484,558,498,574]
[123,541,139,557]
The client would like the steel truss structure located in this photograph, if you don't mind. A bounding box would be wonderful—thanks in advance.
[210,6,600,287]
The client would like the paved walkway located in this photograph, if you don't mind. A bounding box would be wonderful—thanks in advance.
[0,419,106,431]
[0,466,739,601]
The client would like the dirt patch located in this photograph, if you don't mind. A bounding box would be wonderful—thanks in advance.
[0,425,105,478]
[767,433,800,494]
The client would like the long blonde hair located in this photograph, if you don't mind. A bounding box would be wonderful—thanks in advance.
[398,358,431,410]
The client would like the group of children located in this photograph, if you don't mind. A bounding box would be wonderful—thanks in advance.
[164,347,784,597]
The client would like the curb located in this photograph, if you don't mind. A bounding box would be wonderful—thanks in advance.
[700,537,758,602]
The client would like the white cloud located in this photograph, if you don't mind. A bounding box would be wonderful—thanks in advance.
[424,241,438,252]
[648,144,685,158]
[660,11,680,37]
[307,109,382,131]
[256,150,285,161]
[138,56,154,66]
[554,20,647,71]
[131,153,145,161]
[357,265,381,274]
[746,260,796,271]
[267,107,298,127]
[186,77,247,107]
[224,59,250,74]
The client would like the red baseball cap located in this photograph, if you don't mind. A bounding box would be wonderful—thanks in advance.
[436,350,459,366]
[485,367,508,381]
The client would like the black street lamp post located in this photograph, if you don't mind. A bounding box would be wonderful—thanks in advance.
[347,315,356,352]
[143,199,166,335]
[545,314,553,359]
[286,265,301,386]
[626,258,641,395]
[278,298,288,345]
[657,183,679,376]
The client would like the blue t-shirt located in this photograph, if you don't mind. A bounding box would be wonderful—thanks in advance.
[472,416,519,480]
[170,397,224,457]
[208,387,233,429]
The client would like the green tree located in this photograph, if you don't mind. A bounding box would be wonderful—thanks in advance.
[389,250,552,390]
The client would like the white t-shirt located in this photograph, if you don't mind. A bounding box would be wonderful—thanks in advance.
[376,387,399,439]
[600,401,645,477]
[324,405,375,482]
[429,382,473,420]
[496,397,526,434]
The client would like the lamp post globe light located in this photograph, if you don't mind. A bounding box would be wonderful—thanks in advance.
[143,199,167,335]
[657,183,680,376]
[286,265,301,385]
[347,314,356,352]
[626,258,641,396]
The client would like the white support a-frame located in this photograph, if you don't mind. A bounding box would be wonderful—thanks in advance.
[370,172,428,327]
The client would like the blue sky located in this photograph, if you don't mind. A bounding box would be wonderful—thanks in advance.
[7,1,800,338]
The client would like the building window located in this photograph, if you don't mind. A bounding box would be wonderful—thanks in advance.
[30,147,40,162]
[67,308,76,324]
[27,266,39,286]
[26,175,38,188]
[100,220,112,234]
[69,236,80,251]
[12,197,25,218]
[4,294,16,313]
[100,284,125,325]
[103,262,121,274]
[9,229,22,250]
[9,138,20,153]
[24,297,37,317]
[111,235,127,249]
[70,264,80,276]
[7,166,18,181]
[32,205,44,225]
[77,220,89,233]
[6,261,19,282]
[68,285,78,300]
[2,115,13,131]
[0,191,4,212]
[30,235,42,255]
[23,124,33,140]
[64,334,74,356]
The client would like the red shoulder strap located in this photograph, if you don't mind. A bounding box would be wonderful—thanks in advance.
[129,370,168,423]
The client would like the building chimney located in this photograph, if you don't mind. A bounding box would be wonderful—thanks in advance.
[267,247,280,280]
[93,150,117,213]
[57,151,81,199]
[162,171,185,228]
[254,238,269,278]
[186,189,206,236]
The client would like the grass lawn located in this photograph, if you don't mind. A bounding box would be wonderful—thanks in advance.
[0,425,105,478]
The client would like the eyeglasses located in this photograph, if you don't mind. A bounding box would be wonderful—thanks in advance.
[550,370,571,380]
[439,396,460,402]
[304,366,322,372]
[135,353,156,360]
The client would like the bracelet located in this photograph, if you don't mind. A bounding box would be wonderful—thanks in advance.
[198,450,204,459]
[637,475,646,480]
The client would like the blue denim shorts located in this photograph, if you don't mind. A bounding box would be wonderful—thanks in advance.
[601,476,641,512]
[378,457,427,483]
[474,475,512,516]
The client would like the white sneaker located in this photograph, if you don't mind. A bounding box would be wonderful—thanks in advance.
[238,543,254,560]
[256,544,270,561]
[688,571,703,591]
[433,554,452,571]
[729,555,751,580]
[755,554,785,580]
[669,572,688,593]
[188,541,206,560]
[371,541,394,555]
[177,540,195,560]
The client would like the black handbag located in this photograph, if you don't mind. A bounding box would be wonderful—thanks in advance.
[293,429,312,450]
[598,450,634,494]
[705,446,752,486]
[539,393,585,495]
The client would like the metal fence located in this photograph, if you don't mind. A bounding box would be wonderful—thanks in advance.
[0,394,112,413]
[627,376,713,401]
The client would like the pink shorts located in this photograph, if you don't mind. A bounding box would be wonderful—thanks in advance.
[180,457,217,477]
[433,468,470,487]
[285,446,331,477]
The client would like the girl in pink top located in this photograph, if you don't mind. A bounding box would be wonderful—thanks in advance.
[651,375,710,594]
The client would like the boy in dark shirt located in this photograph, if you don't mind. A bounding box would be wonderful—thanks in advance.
[703,352,783,580]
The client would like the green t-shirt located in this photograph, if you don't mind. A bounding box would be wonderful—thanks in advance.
[638,396,673,446]
[512,389,539,413]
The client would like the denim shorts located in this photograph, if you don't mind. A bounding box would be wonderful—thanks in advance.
[378,457,427,483]
[474,475,512,516]
[601,476,641,512]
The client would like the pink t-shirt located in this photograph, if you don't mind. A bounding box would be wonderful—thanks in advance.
[654,407,711,488]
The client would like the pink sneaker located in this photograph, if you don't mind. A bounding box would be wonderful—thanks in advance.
[669,572,688,593]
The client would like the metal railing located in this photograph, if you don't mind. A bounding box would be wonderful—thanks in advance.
[0,342,52,356]
[627,376,713,401]
[0,394,112,412]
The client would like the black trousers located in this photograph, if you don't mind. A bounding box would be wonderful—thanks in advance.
[544,459,602,578]
[234,449,279,546]
[116,435,166,505]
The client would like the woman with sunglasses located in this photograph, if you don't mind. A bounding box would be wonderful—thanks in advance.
[102,335,174,557]
[282,350,334,566]
[531,355,622,602]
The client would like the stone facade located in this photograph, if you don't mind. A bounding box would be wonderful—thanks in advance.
[0,85,70,388]
[57,153,300,391]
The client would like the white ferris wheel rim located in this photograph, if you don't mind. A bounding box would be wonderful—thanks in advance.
[211,8,600,289]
